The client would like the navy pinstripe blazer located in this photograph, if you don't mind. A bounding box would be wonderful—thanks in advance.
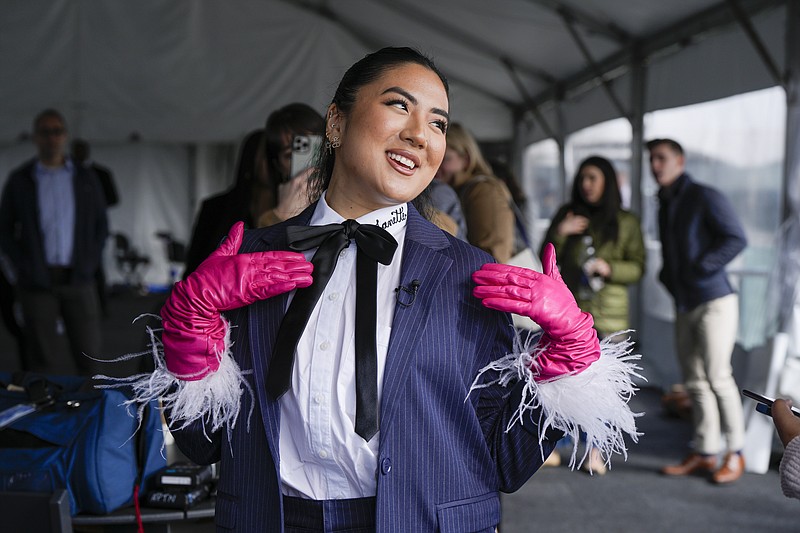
[171,203,561,532]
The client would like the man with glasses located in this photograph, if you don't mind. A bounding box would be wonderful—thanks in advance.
[0,109,108,375]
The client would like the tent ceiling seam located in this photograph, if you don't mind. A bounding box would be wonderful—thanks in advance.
[523,0,631,44]
[558,9,631,120]
[280,0,518,110]
[727,0,786,89]
[501,59,558,140]
[528,0,784,112]
[381,0,557,84]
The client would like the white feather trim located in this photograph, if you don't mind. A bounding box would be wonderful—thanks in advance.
[94,314,254,445]
[469,328,644,472]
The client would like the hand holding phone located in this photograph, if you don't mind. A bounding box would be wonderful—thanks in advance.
[771,398,800,447]
[742,389,800,418]
[289,134,322,180]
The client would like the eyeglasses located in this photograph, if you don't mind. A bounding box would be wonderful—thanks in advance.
[36,128,66,137]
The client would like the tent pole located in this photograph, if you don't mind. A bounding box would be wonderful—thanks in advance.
[556,100,567,203]
[784,0,799,226]
[528,0,783,110]
[559,10,630,121]
[503,60,558,141]
[728,0,786,90]
[745,0,799,473]
[628,47,646,339]
[379,0,556,84]
[629,48,645,217]
[522,0,630,44]
[188,144,198,232]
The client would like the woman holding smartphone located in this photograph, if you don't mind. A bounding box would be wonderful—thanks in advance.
[257,103,325,226]
[124,47,640,531]
[183,104,324,277]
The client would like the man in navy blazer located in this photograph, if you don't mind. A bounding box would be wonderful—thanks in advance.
[171,203,563,532]
[0,109,108,374]
[649,138,748,484]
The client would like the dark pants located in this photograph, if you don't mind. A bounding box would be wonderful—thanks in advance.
[283,495,376,533]
[16,278,102,376]
[0,269,26,365]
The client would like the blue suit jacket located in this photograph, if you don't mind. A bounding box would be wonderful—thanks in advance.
[657,173,747,311]
[171,203,560,532]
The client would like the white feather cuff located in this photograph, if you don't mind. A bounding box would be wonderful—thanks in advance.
[470,329,644,471]
[94,314,254,442]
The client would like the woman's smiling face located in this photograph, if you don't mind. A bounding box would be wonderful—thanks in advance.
[325,62,450,218]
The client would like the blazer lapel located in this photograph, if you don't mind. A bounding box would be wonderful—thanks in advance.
[246,203,454,455]
[247,204,316,458]
[380,205,453,434]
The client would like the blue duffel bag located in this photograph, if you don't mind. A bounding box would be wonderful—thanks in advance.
[0,372,166,515]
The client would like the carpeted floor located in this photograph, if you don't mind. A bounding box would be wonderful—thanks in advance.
[500,386,797,533]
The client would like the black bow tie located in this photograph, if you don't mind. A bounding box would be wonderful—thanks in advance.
[285,220,397,265]
[265,219,398,441]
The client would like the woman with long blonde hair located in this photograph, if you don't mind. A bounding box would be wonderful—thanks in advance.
[434,123,516,262]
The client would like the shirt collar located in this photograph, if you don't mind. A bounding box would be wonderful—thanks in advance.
[310,193,408,240]
[658,172,688,203]
[35,157,74,175]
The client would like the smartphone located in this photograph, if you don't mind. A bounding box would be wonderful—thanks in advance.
[289,134,323,180]
[742,389,800,418]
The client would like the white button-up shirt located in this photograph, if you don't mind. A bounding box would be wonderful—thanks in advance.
[279,195,408,500]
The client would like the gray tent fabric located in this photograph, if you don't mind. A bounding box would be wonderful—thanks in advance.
[0,0,787,143]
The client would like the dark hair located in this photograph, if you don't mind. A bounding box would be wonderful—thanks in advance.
[33,108,67,133]
[646,138,684,156]
[569,155,622,243]
[308,47,449,219]
[234,129,265,187]
[263,103,325,187]
[71,138,90,162]
[489,158,526,211]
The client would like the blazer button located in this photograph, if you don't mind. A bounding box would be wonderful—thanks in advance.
[380,458,392,475]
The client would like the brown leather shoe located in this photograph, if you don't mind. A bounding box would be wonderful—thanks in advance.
[661,453,717,476]
[712,452,745,484]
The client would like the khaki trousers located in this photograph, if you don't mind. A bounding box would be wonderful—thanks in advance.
[675,293,745,454]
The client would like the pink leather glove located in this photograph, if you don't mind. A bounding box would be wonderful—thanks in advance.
[472,243,600,381]
[161,222,313,379]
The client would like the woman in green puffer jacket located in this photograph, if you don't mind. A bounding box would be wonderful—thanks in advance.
[540,155,645,339]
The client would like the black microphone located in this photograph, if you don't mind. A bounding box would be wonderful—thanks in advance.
[395,279,420,307]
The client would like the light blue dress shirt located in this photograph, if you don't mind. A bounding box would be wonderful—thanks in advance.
[34,158,76,267]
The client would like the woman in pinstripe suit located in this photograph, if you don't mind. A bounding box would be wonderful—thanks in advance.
[148,47,640,532]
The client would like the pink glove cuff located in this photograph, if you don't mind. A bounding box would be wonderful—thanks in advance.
[161,278,228,380]
[535,311,600,381]
[95,222,309,446]
[468,330,643,472]
[162,314,226,380]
